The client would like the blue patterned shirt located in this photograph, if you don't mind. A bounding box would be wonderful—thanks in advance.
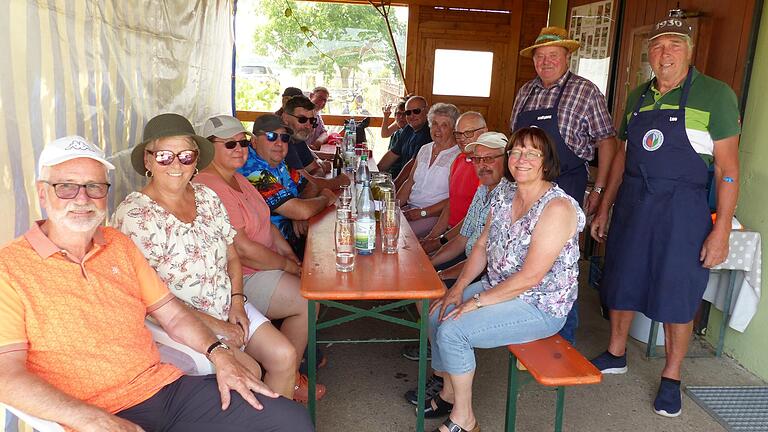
[459,184,497,257]
[237,147,305,245]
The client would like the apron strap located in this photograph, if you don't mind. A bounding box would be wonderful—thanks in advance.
[678,67,695,108]
[553,71,573,109]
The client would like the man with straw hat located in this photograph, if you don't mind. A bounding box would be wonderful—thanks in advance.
[510,26,618,345]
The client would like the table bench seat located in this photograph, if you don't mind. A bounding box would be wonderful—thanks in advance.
[506,334,602,432]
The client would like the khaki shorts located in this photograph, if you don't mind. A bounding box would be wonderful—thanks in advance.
[243,269,285,315]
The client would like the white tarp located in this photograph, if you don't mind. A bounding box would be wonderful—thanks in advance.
[0,0,234,243]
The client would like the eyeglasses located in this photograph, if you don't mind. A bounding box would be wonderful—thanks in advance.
[285,112,318,126]
[507,149,544,161]
[453,127,486,139]
[146,149,199,166]
[394,111,406,117]
[404,108,423,116]
[42,181,110,199]
[467,154,506,165]
[263,132,291,143]
[223,139,250,149]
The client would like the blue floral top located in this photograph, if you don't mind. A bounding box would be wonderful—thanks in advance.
[484,179,585,318]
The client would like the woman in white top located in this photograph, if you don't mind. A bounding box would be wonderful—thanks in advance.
[397,103,462,238]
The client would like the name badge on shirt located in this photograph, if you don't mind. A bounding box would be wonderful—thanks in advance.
[537,115,553,120]
[669,116,678,122]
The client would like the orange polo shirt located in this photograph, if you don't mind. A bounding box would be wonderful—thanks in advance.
[0,222,183,415]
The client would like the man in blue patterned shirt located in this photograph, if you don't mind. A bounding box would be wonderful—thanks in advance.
[239,114,336,256]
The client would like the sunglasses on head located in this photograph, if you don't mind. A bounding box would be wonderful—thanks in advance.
[222,139,250,149]
[404,108,423,116]
[286,112,318,126]
[259,131,291,143]
[146,149,199,166]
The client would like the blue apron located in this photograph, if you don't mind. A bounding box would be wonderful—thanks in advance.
[601,68,712,323]
[513,72,589,204]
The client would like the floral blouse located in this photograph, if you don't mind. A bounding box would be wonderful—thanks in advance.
[484,179,586,318]
[111,183,236,321]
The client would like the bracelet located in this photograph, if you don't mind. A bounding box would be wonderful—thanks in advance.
[231,293,248,303]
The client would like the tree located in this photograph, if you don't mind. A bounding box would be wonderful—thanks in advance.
[250,0,406,89]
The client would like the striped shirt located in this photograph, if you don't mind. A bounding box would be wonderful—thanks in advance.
[509,71,616,160]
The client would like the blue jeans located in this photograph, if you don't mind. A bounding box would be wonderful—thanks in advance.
[430,281,566,375]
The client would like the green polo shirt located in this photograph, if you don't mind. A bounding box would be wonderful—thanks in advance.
[619,68,740,164]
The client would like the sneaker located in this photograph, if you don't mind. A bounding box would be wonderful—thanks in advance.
[653,378,682,417]
[590,351,628,374]
[292,373,327,403]
[402,343,431,361]
[404,374,444,405]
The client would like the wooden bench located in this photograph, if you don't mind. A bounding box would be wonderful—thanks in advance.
[506,334,602,432]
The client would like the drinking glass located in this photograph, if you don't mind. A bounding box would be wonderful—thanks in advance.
[380,199,400,254]
[339,184,352,209]
[335,218,356,272]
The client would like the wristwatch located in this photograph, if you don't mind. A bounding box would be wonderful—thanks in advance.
[472,293,483,308]
[420,209,428,218]
[439,234,448,245]
[205,340,231,360]
[593,186,604,194]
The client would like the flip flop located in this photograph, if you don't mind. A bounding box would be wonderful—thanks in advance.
[432,418,481,432]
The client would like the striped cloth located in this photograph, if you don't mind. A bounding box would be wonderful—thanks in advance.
[509,71,616,161]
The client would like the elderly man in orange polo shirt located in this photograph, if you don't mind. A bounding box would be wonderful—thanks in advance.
[0,136,313,432]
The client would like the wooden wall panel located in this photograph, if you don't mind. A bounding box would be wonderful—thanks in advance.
[568,0,756,117]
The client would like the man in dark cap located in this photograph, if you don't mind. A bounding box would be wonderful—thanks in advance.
[590,16,740,417]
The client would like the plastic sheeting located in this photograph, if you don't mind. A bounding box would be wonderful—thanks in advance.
[0,0,234,243]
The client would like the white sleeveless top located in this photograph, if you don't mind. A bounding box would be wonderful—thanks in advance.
[408,142,461,209]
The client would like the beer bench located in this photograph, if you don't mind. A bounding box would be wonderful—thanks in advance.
[505,334,602,432]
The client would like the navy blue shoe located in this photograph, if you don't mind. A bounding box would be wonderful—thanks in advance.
[590,351,628,374]
[654,378,682,417]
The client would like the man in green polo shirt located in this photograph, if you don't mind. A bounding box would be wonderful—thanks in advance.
[589,16,740,418]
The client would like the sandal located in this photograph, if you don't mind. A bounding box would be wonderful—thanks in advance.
[420,394,453,418]
[432,418,481,432]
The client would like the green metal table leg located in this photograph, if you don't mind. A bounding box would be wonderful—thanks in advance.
[505,353,519,432]
[416,299,428,432]
[554,386,565,432]
[716,270,738,357]
[308,300,317,424]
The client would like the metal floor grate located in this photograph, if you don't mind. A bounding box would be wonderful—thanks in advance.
[686,386,768,432]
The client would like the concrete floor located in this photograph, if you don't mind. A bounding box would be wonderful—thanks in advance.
[311,265,766,432]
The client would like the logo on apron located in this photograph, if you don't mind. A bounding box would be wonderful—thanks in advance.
[642,129,664,152]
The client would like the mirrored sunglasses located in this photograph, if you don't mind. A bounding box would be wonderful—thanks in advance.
[146,149,199,166]
[264,132,291,143]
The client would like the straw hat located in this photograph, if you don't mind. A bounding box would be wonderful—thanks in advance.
[520,27,581,58]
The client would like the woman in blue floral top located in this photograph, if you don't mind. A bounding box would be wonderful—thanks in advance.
[425,127,586,432]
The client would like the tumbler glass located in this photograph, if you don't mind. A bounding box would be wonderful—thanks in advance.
[380,199,400,254]
[335,218,356,272]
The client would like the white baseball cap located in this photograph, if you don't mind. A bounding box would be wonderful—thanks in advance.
[38,135,115,178]
[201,115,252,139]
[464,132,509,153]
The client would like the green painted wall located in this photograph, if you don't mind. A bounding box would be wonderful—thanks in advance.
[705,4,768,381]
[549,0,567,28]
